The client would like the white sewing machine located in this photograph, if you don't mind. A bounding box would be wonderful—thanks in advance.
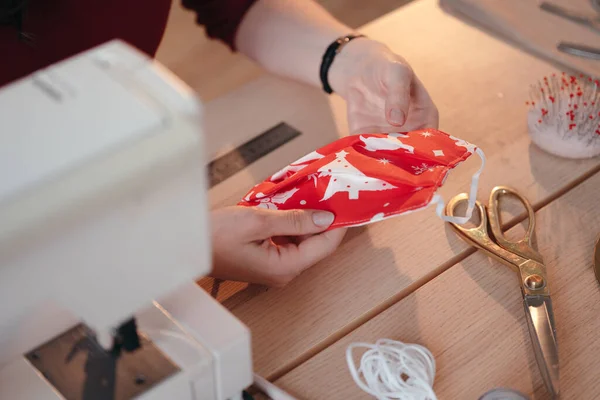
[0,40,253,399]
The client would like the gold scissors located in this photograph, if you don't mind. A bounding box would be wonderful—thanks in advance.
[446,186,559,398]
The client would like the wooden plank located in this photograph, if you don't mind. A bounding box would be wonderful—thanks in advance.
[155,0,263,102]
[319,0,414,27]
[274,171,600,399]
[199,0,600,380]
[439,0,600,78]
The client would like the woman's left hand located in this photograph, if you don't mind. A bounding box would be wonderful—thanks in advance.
[328,37,439,135]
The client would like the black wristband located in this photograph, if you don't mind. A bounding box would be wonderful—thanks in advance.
[319,34,365,94]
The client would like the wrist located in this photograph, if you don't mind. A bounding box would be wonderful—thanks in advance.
[326,37,385,96]
[319,34,366,94]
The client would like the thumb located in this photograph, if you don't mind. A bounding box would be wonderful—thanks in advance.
[276,227,348,276]
[255,209,335,239]
[384,62,413,126]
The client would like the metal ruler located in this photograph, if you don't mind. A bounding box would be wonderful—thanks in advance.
[208,122,301,187]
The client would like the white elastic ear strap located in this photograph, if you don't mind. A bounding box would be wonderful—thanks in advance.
[432,147,486,225]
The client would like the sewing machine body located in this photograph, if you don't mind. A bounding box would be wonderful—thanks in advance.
[0,40,252,399]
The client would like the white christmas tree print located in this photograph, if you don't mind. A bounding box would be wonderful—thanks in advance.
[307,172,319,186]
[412,163,433,175]
[270,151,324,181]
[318,150,396,201]
[255,187,299,210]
[359,135,414,154]
[449,135,476,154]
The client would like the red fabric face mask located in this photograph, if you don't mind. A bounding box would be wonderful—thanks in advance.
[238,129,485,230]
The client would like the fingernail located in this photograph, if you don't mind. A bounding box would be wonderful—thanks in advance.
[313,211,334,227]
[390,108,405,125]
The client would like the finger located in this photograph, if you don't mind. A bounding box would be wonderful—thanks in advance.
[384,62,414,126]
[248,208,336,240]
[412,76,439,129]
[277,228,348,274]
[296,233,315,242]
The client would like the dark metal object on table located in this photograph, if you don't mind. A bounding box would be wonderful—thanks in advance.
[446,186,560,399]
[207,122,301,188]
[540,1,600,34]
[25,324,179,400]
[557,42,600,60]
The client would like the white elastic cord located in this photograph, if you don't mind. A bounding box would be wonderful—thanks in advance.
[346,339,437,400]
[431,147,486,225]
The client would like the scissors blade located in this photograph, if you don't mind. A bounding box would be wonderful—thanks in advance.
[524,294,560,398]
[540,1,600,34]
[558,41,600,60]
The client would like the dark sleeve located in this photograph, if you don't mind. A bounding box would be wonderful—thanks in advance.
[181,0,259,51]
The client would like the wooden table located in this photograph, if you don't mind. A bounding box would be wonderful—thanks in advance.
[200,0,600,398]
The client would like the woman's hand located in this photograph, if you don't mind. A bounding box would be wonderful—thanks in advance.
[210,206,347,287]
[235,0,437,135]
[328,38,439,134]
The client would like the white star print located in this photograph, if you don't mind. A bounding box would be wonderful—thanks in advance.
[378,158,390,165]
[420,131,433,138]
[433,150,445,157]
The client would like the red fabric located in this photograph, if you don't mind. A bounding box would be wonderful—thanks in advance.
[238,129,478,230]
[0,0,257,88]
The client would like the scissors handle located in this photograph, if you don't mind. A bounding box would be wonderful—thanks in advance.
[445,193,525,269]
[488,186,543,263]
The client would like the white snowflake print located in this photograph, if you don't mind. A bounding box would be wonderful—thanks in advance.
[255,187,299,210]
[378,158,390,165]
[411,163,433,175]
[420,131,433,138]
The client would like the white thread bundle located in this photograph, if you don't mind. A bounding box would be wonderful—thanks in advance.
[346,339,437,400]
